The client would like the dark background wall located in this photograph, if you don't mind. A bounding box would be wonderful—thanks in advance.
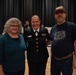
[0,0,75,34]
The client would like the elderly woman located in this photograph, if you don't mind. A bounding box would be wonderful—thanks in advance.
[0,18,26,75]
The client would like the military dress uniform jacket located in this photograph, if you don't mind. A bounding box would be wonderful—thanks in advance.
[24,27,50,63]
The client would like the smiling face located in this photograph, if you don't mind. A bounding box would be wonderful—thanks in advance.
[54,6,66,25]
[8,21,19,34]
[55,11,66,25]
[31,15,41,30]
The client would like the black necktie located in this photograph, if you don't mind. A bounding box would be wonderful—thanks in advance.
[35,31,38,33]
[35,31,38,36]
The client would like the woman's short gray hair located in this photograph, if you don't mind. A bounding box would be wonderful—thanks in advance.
[3,17,22,34]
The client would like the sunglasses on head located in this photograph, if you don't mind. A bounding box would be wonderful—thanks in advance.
[55,10,66,14]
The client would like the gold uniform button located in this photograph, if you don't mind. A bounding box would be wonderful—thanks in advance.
[36,50,38,51]
[36,46,38,48]
[36,42,38,44]
[36,38,38,40]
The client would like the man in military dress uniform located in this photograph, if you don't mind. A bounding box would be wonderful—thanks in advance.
[24,15,50,75]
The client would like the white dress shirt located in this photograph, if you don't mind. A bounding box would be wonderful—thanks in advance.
[33,28,39,36]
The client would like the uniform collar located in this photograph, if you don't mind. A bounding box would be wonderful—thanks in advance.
[33,28,40,32]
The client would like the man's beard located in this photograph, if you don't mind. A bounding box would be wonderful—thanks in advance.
[56,17,64,24]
